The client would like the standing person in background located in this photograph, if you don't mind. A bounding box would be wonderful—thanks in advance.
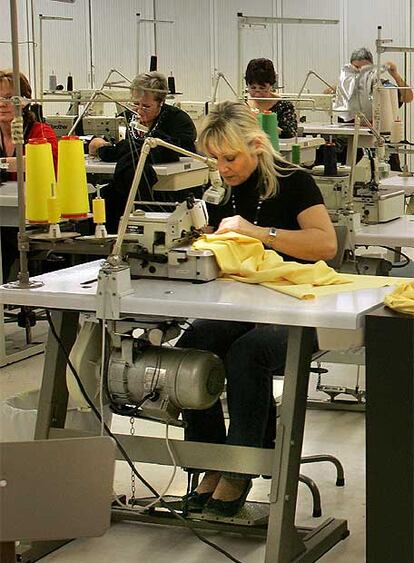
[0,70,58,282]
[348,47,413,104]
[245,58,298,138]
[330,48,413,169]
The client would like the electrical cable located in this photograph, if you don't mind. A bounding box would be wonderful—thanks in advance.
[143,422,178,510]
[99,318,106,436]
[45,310,245,563]
[355,245,411,268]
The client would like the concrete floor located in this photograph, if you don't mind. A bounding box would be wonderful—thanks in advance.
[1,348,366,563]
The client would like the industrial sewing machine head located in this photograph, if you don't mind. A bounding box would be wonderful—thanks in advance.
[352,149,405,224]
[122,196,219,281]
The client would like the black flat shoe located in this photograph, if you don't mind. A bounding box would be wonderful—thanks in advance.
[203,480,252,517]
[182,490,213,512]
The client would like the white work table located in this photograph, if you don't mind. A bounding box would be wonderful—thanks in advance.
[303,122,374,165]
[379,174,414,197]
[85,139,324,178]
[0,260,397,330]
[1,261,407,563]
[85,157,116,175]
[0,180,19,227]
[302,122,374,145]
[354,214,414,248]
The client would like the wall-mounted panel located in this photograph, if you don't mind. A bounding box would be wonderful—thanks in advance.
[281,0,342,93]
[215,0,275,100]
[156,0,212,100]
[33,0,90,97]
[0,0,31,79]
[92,0,153,88]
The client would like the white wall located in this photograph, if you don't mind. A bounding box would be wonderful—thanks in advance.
[1,0,413,151]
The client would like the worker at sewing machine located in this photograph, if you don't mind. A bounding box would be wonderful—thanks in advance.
[245,58,297,138]
[329,47,413,169]
[178,101,336,517]
[88,71,197,233]
[0,70,58,282]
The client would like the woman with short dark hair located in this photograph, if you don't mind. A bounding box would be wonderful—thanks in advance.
[245,58,297,138]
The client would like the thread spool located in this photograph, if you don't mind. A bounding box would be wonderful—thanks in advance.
[57,136,89,218]
[66,73,73,92]
[93,197,106,224]
[49,71,57,91]
[257,111,279,151]
[378,88,398,133]
[149,55,157,71]
[323,142,338,176]
[291,144,301,165]
[25,138,56,224]
[168,75,176,95]
[390,118,404,143]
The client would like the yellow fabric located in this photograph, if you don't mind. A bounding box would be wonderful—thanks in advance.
[193,232,406,300]
[384,281,414,314]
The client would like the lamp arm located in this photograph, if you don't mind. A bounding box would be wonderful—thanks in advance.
[297,70,335,99]
[211,71,238,103]
[355,111,384,146]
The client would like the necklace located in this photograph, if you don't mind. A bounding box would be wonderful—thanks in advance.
[231,193,263,226]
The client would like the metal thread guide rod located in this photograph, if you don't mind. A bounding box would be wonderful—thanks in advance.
[6,0,42,290]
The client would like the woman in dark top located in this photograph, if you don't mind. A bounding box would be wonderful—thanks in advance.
[245,58,297,138]
[179,101,336,517]
[89,72,197,233]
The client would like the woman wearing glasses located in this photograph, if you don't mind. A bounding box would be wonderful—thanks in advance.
[0,70,58,282]
[245,58,297,139]
[89,72,197,232]
[89,71,196,164]
[0,70,58,180]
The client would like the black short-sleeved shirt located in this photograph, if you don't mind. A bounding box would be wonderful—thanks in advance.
[207,166,324,261]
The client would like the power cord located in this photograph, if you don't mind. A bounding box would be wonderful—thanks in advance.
[45,310,245,563]
[355,245,411,268]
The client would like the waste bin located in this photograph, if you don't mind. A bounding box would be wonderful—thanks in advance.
[0,389,112,442]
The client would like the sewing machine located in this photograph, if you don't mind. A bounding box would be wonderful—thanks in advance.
[313,153,405,225]
[351,154,405,223]
[123,198,219,281]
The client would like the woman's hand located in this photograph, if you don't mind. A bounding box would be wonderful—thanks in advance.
[5,157,17,172]
[88,137,111,157]
[215,215,259,238]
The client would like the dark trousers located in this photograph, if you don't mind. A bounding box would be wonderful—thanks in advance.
[177,320,295,467]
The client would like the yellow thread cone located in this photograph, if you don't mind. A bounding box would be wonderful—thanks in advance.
[57,136,89,218]
[25,139,56,223]
[92,197,106,224]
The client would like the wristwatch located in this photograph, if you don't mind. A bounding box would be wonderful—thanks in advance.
[266,227,278,247]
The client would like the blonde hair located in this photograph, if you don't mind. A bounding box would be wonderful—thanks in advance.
[197,100,297,199]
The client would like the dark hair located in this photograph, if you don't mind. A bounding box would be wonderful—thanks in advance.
[245,58,277,86]
[0,69,38,136]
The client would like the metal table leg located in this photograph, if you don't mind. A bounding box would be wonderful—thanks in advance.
[366,306,414,563]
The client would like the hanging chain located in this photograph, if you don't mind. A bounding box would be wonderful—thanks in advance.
[129,416,136,505]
